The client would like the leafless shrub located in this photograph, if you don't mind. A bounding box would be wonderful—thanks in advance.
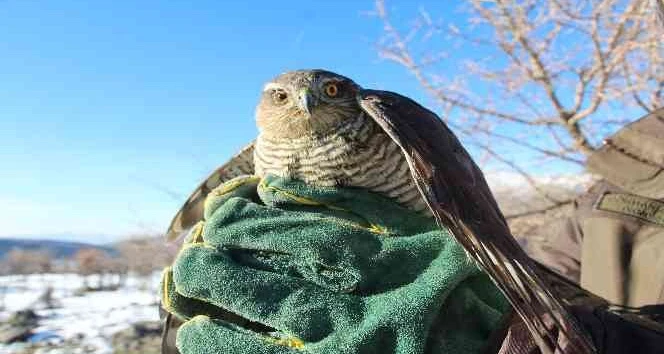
[116,235,171,289]
[73,248,125,290]
[1,248,53,275]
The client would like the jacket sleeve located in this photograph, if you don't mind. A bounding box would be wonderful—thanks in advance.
[526,213,583,284]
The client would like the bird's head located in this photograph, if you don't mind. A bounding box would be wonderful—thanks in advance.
[255,69,363,139]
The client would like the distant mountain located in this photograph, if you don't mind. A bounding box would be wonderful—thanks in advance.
[0,238,116,259]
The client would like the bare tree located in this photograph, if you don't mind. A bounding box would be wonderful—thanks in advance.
[2,249,53,275]
[103,257,129,288]
[117,235,171,289]
[74,248,110,290]
[372,0,663,212]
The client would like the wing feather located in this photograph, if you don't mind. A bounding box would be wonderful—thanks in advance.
[165,143,255,241]
[358,89,596,354]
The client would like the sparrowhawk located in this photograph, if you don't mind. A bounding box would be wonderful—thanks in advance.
[166,69,664,353]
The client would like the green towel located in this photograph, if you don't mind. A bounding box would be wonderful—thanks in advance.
[161,175,510,354]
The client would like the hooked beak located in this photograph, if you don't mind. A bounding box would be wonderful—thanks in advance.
[297,89,316,116]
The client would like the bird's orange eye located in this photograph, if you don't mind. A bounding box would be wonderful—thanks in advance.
[324,83,339,97]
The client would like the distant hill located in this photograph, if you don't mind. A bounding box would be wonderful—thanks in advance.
[0,238,116,259]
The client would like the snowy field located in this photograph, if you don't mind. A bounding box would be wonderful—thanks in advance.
[0,272,162,354]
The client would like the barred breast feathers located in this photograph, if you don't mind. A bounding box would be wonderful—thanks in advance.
[255,112,428,212]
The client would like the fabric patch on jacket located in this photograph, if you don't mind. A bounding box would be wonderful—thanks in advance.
[595,192,664,226]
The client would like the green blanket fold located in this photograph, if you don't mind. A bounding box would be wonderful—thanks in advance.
[161,175,510,354]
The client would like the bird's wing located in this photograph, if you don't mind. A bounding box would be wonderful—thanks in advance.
[358,89,596,354]
[165,143,255,241]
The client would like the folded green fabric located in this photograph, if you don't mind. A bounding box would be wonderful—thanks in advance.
[161,175,510,354]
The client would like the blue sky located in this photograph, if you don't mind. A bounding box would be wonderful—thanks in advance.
[1,0,465,243]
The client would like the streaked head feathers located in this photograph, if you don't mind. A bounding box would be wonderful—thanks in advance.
[255,69,362,139]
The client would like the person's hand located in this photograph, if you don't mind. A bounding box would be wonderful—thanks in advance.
[161,175,509,354]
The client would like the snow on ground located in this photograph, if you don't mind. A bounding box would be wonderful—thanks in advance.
[0,272,162,354]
